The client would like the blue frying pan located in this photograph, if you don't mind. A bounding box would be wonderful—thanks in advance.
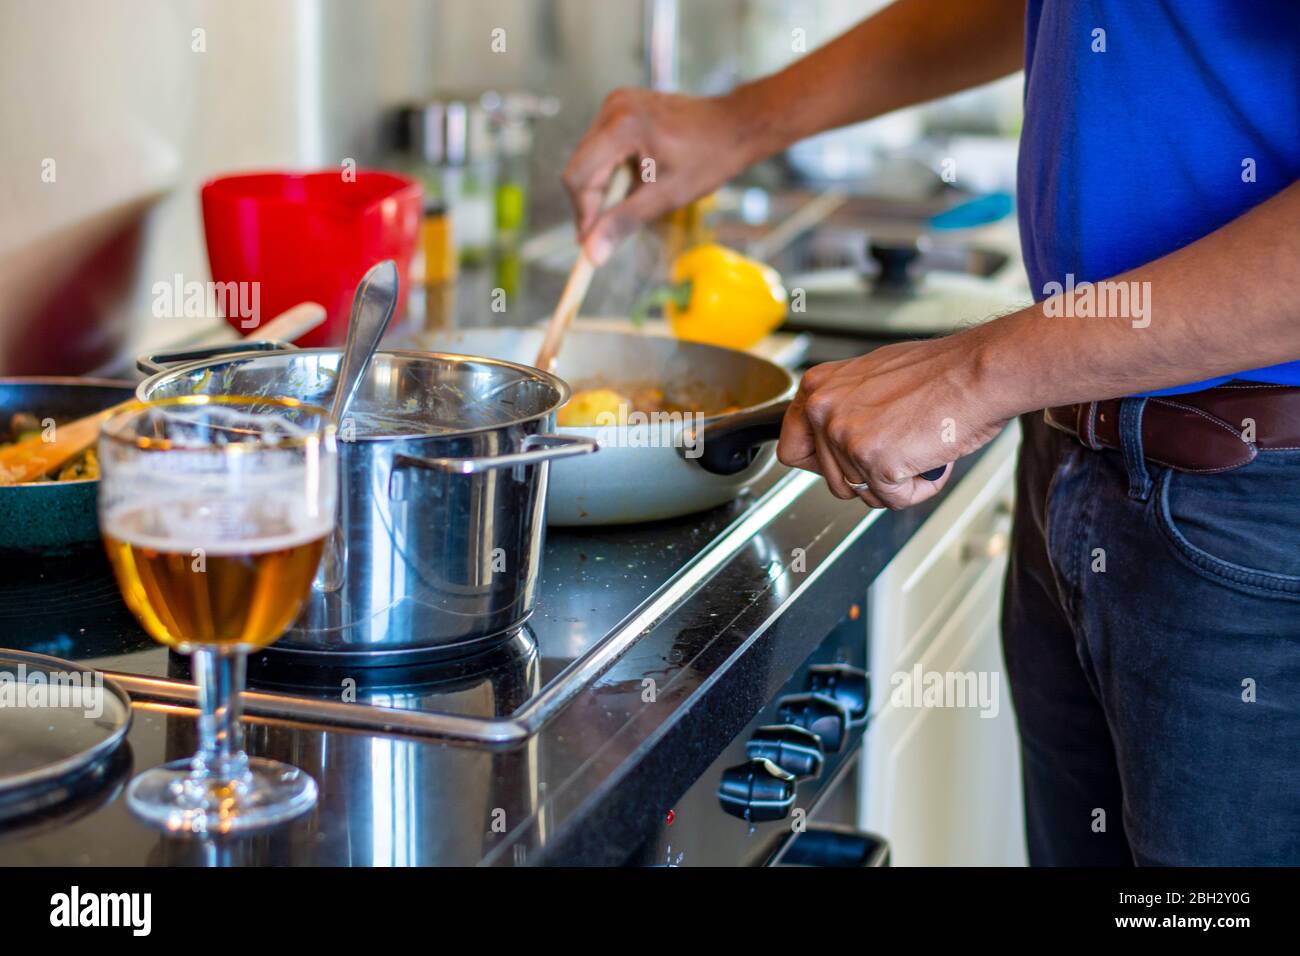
[0,377,134,554]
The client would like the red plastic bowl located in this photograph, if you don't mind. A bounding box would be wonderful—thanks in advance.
[201,170,422,347]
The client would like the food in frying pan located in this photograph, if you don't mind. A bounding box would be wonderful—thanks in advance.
[0,412,100,481]
[557,388,631,427]
[556,383,738,427]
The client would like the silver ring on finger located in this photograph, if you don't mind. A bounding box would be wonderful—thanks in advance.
[847,478,871,494]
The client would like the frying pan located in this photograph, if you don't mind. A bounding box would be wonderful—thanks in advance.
[409,328,796,525]
[0,377,134,553]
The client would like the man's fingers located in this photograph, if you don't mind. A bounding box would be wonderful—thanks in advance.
[774,399,850,504]
[581,183,673,265]
[828,441,872,498]
[866,477,921,510]
[778,370,954,509]
[812,433,857,500]
[865,466,951,510]
[921,463,952,487]
[831,430,953,509]
[565,156,629,240]
[853,486,888,510]
[777,401,817,471]
[830,440,888,509]
[562,123,637,238]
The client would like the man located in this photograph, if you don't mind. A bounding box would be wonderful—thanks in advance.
[563,1,1300,866]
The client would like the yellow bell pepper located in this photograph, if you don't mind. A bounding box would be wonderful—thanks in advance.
[635,243,788,350]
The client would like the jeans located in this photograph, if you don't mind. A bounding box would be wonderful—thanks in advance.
[1002,407,1300,866]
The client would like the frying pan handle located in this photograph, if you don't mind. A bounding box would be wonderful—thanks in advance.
[691,400,947,482]
[135,339,296,376]
[692,401,790,476]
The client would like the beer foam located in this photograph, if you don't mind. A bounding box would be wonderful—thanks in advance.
[102,494,332,556]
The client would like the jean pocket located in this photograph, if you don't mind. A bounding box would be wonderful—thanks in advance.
[1155,451,1300,595]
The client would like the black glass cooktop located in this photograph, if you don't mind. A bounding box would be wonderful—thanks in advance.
[1,470,786,728]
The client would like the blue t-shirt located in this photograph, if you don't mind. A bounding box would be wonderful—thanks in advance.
[1018,1,1300,395]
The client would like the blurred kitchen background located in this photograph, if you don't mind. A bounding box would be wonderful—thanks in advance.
[0,0,1027,376]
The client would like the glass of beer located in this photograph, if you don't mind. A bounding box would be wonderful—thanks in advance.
[98,395,337,833]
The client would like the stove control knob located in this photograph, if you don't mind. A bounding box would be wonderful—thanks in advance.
[717,758,797,823]
[747,724,825,779]
[776,693,850,753]
[806,664,869,722]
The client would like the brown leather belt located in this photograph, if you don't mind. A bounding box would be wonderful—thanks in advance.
[1044,382,1300,474]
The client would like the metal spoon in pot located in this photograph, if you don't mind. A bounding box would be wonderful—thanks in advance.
[317,259,399,592]
[330,259,400,429]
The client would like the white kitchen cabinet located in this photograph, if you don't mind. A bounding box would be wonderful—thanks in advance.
[860,424,1027,866]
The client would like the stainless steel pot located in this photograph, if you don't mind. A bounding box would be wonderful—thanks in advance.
[137,348,596,664]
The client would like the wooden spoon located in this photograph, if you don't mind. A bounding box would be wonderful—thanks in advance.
[0,302,326,484]
[534,163,634,372]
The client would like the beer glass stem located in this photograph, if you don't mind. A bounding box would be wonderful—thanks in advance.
[190,647,249,785]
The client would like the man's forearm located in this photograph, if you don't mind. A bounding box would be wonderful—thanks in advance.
[727,0,1026,163]
[973,181,1300,414]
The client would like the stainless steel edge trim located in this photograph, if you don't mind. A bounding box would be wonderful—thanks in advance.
[512,469,821,735]
[135,346,574,437]
[574,483,883,757]
[104,673,532,745]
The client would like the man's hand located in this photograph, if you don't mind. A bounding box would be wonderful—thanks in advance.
[561,2,1025,264]
[777,176,1300,511]
[777,333,1015,509]
[562,88,760,265]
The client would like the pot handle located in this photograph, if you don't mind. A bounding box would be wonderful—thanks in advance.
[391,433,599,478]
[136,339,296,376]
[691,400,947,482]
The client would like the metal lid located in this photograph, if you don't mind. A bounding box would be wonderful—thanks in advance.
[136,348,572,441]
[0,650,132,821]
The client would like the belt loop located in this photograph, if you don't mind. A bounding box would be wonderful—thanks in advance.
[1118,397,1152,501]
